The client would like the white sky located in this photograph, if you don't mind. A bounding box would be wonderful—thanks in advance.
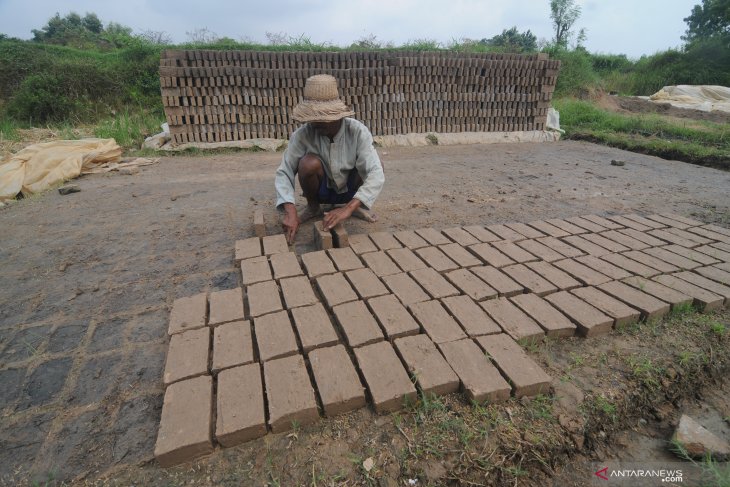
[0,0,698,59]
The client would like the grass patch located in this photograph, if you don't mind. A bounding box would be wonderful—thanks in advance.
[555,98,730,170]
[93,109,164,149]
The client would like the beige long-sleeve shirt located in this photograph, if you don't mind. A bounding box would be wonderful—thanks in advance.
[275,118,384,210]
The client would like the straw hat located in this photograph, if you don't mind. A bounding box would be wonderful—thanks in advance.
[292,74,355,123]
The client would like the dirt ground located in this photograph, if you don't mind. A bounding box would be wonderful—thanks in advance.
[1,139,730,486]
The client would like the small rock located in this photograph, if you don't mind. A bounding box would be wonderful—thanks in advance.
[363,457,374,472]
[58,185,80,195]
[610,160,626,166]
[672,414,730,461]
[119,166,139,175]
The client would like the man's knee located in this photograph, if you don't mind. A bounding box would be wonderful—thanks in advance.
[298,154,324,179]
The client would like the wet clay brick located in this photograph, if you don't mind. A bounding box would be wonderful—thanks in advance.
[388,247,428,272]
[254,310,299,361]
[155,375,213,467]
[537,236,584,258]
[597,281,670,320]
[301,250,337,278]
[241,256,272,285]
[346,268,389,299]
[163,327,210,385]
[444,268,497,301]
[393,230,429,249]
[253,209,265,238]
[290,303,339,352]
[415,246,459,272]
[349,233,378,254]
[394,334,459,396]
[263,234,289,255]
[480,297,545,341]
[718,262,730,273]
[570,287,641,328]
[505,222,545,240]
[354,341,417,413]
[654,276,724,311]
[704,224,730,237]
[369,232,402,250]
[502,264,558,296]
[313,221,333,250]
[208,288,245,327]
[672,272,730,305]
[517,239,565,262]
[695,266,730,286]
[308,344,366,416]
[544,291,613,337]
[476,334,552,397]
[553,259,612,286]
[169,293,207,335]
[316,273,358,308]
[327,247,364,272]
[642,247,702,270]
[468,243,515,268]
[623,214,665,229]
[269,252,303,280]
[331,223,349,248]
[441,295,502,336]
[415,227,452,246]
[664,227,712,246]
[410,267,459,299]
[575,255,632,280]
[688,226,730,244]
[439,243,482,267]
[665,245,721,266]
[525,261,581,290]
[368,294,421,339]
[382,273,430,306]
[539,219,578,236]
[565,215,610,233]
[246,280,283,317]
[463,225,500,242]
[470,265,524,297]
[658,213,704,227]
[600,253,661,278]
[599,230,649,250]
[492,241,539,263]
[280,276,320,309]
[622,276,693,310]
[606,216,649,232]
[215,363,266,447]
[648,229,699,248]
[563,235,611,256]
[264,354,319,433]
[362,251,401,277]
[581,233,630,253]
[332,300,384,348]
[410,300,467,344]
[645,214,690,229]
[622,250,679,274]
[442,227,479,246]
[439,339,511,403]
[695,245,730,263]
[546,218,589,235]
[486,224,525,241]
[212,320,254,373]
[235,237,262,262]
[509,293,576,337]
[618,228,668,247]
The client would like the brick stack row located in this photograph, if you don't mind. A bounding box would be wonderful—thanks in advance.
[159,50,560,144]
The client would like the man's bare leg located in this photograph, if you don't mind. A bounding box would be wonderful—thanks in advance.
[297,154,325,222]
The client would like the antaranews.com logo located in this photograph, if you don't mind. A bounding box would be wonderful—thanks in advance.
[590,462,702,486]
[594,466,683,482]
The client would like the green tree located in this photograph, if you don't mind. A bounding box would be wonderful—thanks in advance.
[480,27,537,52]
[550,0,581,48]
[683,0,730,44]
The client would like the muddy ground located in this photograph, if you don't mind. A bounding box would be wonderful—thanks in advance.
[1,139,729,486]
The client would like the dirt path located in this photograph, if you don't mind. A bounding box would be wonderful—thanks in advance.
[1,140,729,485]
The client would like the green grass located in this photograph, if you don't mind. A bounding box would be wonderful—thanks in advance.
[555,98,730,170]
[0,117,20,141]
[93,109,165,149]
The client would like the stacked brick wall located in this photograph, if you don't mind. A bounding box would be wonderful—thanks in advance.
[159,50,560,144]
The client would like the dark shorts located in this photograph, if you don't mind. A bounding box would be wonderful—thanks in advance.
[318,170,359,205]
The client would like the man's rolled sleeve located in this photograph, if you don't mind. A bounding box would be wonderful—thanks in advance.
[352,129,384,209]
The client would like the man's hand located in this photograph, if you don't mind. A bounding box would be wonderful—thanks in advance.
[281,203,300,244]
[323,199,361,231]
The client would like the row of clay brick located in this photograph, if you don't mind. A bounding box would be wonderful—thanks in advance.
[155,326,553,467]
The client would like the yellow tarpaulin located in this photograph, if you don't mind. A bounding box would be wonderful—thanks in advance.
[0,138,121,201]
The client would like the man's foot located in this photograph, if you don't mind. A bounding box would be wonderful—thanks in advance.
[352,207,378,223]
[298,204,323,223]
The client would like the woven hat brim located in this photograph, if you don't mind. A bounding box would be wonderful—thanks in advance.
[292,99,355,123]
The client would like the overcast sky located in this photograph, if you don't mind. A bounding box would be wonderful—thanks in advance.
[0,0,698,59]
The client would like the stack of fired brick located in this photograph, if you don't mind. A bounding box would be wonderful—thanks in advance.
[159,50,560,144]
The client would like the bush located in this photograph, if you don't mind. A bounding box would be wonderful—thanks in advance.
[549,48,600,97]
